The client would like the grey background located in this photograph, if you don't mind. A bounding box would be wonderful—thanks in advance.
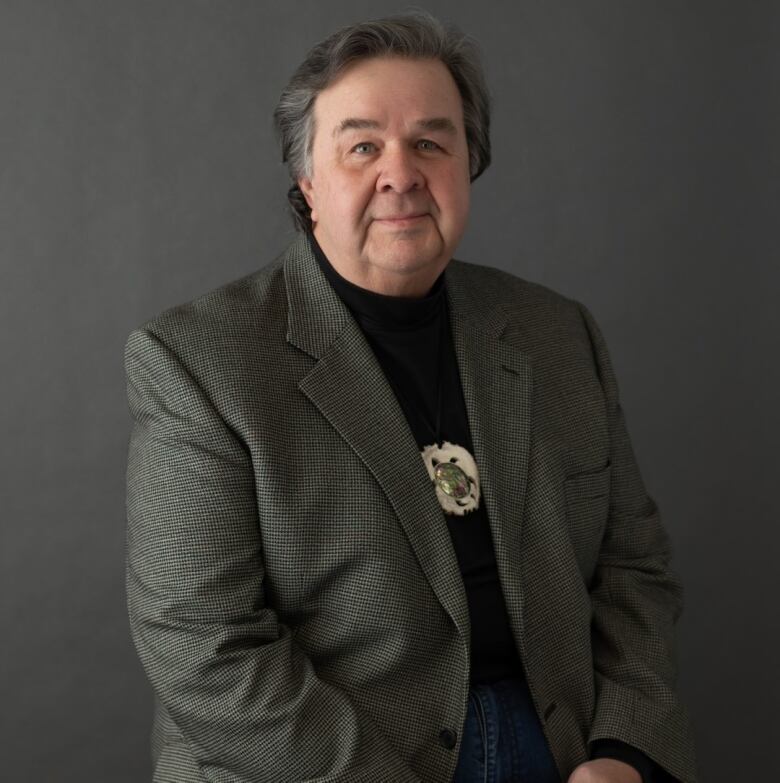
[1,0,776,780]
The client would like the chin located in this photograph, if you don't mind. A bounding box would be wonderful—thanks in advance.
[375,253,439,276]
[371,239,445,272]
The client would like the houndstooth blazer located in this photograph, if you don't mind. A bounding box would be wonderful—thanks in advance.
[124,232,697,783]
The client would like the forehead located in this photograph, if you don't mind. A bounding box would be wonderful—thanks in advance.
[312,57,465,135]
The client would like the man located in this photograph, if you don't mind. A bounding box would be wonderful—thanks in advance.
[125,11,697,783]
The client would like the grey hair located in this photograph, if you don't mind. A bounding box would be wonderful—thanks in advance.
[272,9,492,232]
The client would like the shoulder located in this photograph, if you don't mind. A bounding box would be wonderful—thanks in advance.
[125,244,290,366]
[446,257,611,387]
[447,256,589,332]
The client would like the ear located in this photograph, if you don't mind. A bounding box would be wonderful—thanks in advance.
[297,176,318,223]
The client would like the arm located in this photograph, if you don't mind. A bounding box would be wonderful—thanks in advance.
[576,303,697,783]
[125,327,420,783]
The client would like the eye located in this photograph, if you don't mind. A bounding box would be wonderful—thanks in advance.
[418,139,441,151]
[351,142,376,154]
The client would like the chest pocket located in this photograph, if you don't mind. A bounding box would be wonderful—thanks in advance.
[563,461,611,587]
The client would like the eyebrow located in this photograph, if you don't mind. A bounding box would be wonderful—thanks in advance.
[333,117,458,137]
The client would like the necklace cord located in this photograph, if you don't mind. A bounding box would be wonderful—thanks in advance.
[383,288,447,448]
[434,293,445,445]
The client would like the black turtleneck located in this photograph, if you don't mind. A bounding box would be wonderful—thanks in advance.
[307,230,524,686]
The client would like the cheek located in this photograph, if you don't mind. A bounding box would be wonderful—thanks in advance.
[437,173,470,226]
[338,174,376,222]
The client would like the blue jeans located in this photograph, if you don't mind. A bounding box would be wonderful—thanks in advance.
[453,676,561,783]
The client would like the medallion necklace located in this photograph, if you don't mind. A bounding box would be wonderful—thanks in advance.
[387,291,481,516]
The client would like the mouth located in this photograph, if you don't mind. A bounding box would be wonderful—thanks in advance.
[374,213,429,227]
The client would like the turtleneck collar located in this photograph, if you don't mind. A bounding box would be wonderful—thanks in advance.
[306,230,447,332]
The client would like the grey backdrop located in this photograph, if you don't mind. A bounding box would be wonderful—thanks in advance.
[1,1,777,780]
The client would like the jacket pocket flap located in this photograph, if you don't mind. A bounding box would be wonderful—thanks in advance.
[564,461,611,501]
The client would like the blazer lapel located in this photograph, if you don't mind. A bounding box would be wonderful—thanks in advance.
[284,234,533,648]
[445,267,534,651]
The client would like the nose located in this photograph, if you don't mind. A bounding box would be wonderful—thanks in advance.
[376,144,425,193]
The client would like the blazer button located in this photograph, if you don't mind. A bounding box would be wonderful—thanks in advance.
[439,728,458,749]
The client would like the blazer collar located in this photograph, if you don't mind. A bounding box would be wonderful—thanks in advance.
[284,231,509,356]
[283,232,533,649]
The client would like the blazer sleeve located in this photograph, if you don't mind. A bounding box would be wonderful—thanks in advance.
[124,327,421,783]
[576,303,698,783]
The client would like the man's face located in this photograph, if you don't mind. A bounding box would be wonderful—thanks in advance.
[298,56,471,295]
